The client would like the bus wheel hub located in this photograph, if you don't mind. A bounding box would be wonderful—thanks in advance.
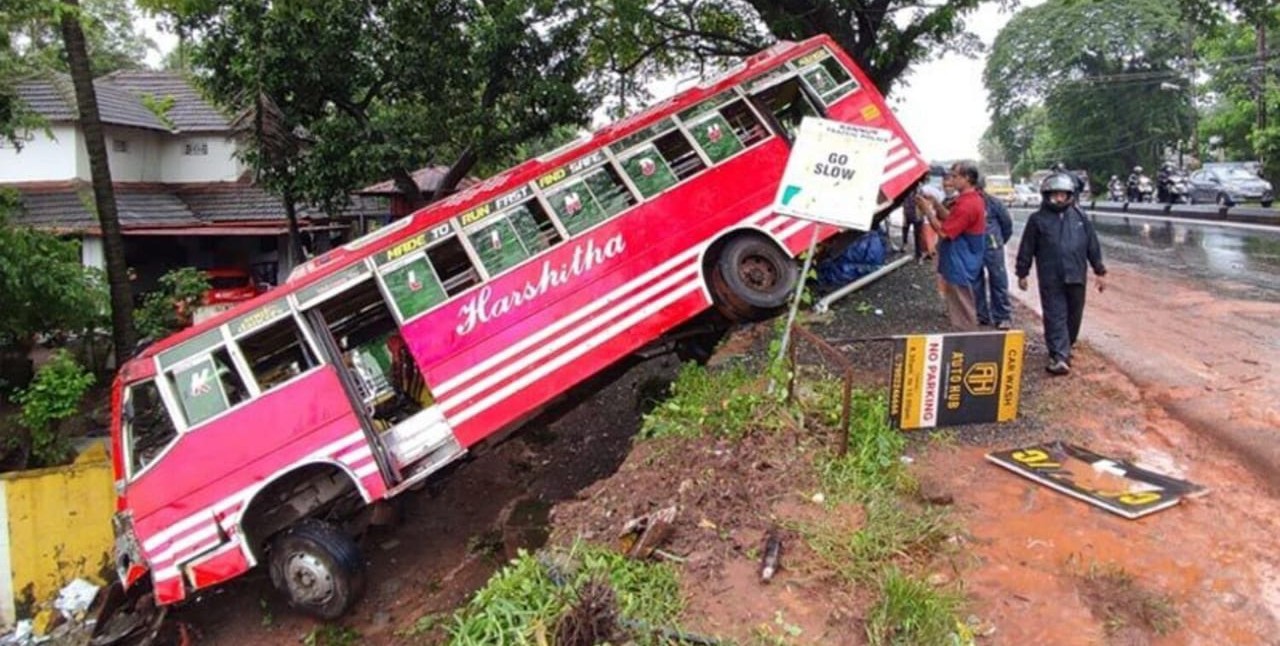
[286,553,335,604]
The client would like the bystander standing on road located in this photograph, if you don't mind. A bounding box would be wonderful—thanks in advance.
[1015,173,1107,375]
[900,187,926,259]
[975,177,1014,329]
[917,161,986,330]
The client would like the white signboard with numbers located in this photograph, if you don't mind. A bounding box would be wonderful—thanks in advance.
[772,116,892,230]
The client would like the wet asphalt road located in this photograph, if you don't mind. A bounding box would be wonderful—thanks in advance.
[1009,208,1280,301]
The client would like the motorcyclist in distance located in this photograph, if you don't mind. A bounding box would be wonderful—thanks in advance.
[1107,175,1124,200]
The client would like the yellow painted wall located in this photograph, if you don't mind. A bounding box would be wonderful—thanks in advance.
[2,442,115,620]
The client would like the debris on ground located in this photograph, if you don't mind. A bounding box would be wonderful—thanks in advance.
[758,531,783,582]
[617,505,677,559]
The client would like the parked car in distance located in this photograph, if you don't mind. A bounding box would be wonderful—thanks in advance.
[194,267,268,323]
[1188,167,1274,207]
[1012,183,1040,207]
[985,174,1016,205]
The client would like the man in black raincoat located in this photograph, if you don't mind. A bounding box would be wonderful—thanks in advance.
[1015,173,1107,375]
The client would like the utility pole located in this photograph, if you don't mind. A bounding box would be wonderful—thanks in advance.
[1186,22,1200,166]
[1259,23,1268,134]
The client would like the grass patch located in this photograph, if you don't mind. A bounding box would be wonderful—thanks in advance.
[797,492,952,583]
[816,391,911,500]
[447,542,682,645]
[1076,562,1181,637]
[639,361,772,440]
[866,569,966,646]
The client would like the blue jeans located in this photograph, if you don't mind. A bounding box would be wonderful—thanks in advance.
[974,245,1011,325]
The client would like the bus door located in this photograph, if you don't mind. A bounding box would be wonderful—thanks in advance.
[294,262,459,486]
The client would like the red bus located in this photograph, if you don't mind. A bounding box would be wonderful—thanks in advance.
[110,35,926,618]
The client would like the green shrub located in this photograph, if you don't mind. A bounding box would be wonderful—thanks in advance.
[14,350,95,467]
[134,267,210,340]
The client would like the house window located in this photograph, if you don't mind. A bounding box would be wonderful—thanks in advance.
[112,139,130,153]
[184,141,209,156]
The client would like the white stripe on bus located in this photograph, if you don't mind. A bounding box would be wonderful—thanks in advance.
[883,145,910,168]
[438,263,700,415]
[881,158,921,184]
[449,280,704,426]
[142,430,364,553]
[149,524,220,569]
[355,462,380,479]
[434,208,777,397]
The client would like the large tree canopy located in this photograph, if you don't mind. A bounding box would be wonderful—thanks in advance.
[145,0,597,213]
[586,0,1004,109]
[985,0,1193,180]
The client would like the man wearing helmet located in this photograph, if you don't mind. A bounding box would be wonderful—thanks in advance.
[1015,173,1107,375]
[916,160,987,330]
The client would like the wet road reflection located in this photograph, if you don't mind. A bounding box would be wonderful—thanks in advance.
[1010,210,1280,302]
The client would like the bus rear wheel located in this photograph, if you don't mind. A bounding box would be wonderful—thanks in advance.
[711,236,798,321]
[268,519,366,619]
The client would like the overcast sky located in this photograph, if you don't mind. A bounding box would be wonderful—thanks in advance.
[142,1,1037,162]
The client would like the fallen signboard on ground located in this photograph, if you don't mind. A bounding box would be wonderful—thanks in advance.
[986,441,1207,519]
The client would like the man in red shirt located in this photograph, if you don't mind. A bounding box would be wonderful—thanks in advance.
[915,161,987,330]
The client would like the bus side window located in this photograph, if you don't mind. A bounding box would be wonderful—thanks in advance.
[236,315,319,394]
[468,199,562,276]
[803,55,858,105]
[618,127,709,200]
[545,165,636,236]
[426,236,479,296]
[752,77,820,139]
[123,379,179,477]
[685,98,769,164]
[164,348,250,427]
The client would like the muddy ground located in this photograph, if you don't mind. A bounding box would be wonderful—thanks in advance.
[171,256,1280,645]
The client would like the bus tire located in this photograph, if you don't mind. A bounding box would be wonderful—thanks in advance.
[268,519,366,619]
[713,236,797,320]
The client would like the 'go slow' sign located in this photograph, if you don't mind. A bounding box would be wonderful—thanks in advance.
[773,116,891,230]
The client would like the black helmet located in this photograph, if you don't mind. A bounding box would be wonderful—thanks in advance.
[1040,173,1076,212]
[1161,162,1174,171]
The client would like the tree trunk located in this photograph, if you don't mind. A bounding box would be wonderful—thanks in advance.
[432,147,478,202]
[59,0,136,357]
[390,168,427,211]
[282,187,306,263]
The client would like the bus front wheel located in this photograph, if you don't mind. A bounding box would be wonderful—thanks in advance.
[712,236,798,321]
[268,519,366,619]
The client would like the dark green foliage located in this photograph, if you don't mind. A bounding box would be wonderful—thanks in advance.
[143,0,597,215]
[0,192,108,352]
[13,350,95,467]
[133,267,210,341]
[986,0,1193,180]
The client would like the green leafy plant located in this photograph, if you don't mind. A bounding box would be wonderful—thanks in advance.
[0,196,109,355]
[448,543,682,644]
[14,350,95,467]
[133,267,210,340]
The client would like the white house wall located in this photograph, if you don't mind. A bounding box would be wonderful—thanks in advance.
[1,126,242,184]
[0,125,79,182]
[103,126,163,182]
[159,136,241,183]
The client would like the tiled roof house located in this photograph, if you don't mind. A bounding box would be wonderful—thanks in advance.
[1,71,387,284]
